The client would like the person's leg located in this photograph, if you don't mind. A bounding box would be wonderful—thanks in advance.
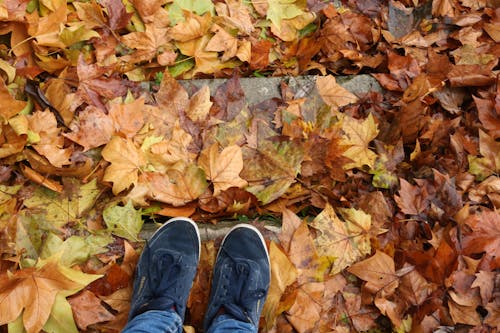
[204,224,271,333]
[123,217,200,333]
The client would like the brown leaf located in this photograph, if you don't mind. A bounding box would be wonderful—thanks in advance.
[64,106,114,151]
[347,250,399,297]
[250,39,273,70]
[286,283,323,333]
[68,290,115,330]
[462,210,500,269]
[474,95,500,139]
[471,270,495,305]
[395,178,430,215]
[210,75,245,121]
[101,0,132,30]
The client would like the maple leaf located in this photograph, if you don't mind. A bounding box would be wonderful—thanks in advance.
[262,242,297,330]
[0,77,27,122]
[198,143,247,196]
[129,165,208,206]
[76,56,127,110]
[317,74,359,108]
[347,250,399,297]
[468,129,500,180]
[169,12,212,42]
[28,110,73,168]
[310,204,372,275]
[103,200,143,242]
[73,0,106,30]
[120,24,174,64]
[22,179,101,229]
[64,106,114,151]
[215,0,254,35]
[205,24,238,62]
[0,259,100,333]
[186,85,212,122]
[101,0,132,30]
[68,290,115,330]
[340,113,379,170]
[102,136,147,195]
[462,210,500,269]
[394,178,430,215]
[26,4,67,48]
[176,35,223,75]
[108,97,145,138]
[266,0,304,28]
[241,139,304,205]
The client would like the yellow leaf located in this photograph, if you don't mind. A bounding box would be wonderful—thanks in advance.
[199,143,247,196]
[309,204,372,275]
[340,113,379,169]
[102,136,146,195]
[316,75,358,108]
[0,260,95,333]
[262,241,297,330]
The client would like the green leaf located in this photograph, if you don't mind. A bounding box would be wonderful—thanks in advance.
[168,0,214,25]
[40,233,113,266]
[23,179,101,228]
[103,200,143,241]
[43,294,79,333]
[168,58,195,77]
[267,0,304,28]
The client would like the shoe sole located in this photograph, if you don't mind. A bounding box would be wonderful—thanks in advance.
[151,216,201,261]
[218,224,271,278]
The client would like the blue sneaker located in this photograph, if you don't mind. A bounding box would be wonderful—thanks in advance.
[128,217,200,321]
[204,224,270,331]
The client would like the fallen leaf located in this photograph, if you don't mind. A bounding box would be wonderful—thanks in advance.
[262,242,297,330]
[347,250,399,297]
[28,110,73,168]
[103,200,143,242]
[317,75,359,108]
[0,259,100,333]
[340,113,379,170]
[64,106,114,151]
[0,78,26,122]
[198,143,247,196]
[68,290,115,330]
[310,204,372,275]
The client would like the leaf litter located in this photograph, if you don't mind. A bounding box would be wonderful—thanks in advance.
[0,0,499,332]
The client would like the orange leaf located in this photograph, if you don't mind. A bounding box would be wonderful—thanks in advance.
[0,261,84,333]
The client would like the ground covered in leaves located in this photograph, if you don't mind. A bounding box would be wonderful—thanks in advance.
[0,0,499,332]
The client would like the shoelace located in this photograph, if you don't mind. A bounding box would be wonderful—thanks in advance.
[219,256,267,324]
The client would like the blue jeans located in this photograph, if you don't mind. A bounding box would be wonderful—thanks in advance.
[122,310,255,333]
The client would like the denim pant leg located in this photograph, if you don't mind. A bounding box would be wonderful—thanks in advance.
[206,314,256,333]
[122,310,183,333]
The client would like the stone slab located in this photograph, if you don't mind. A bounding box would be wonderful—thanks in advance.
[180,74,382,105]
